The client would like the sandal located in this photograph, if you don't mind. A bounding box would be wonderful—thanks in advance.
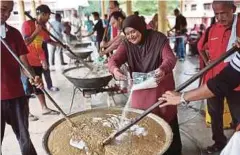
[42,109,60,115]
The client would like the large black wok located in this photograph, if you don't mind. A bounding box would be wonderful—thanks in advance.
[64,48,93,60]
[74,42,92,48]
[63,66,112,89]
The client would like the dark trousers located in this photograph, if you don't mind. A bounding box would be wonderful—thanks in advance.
[42,42,53,89]
[164,116,182,155]
[207,91,240,145]
[1,96,37,155]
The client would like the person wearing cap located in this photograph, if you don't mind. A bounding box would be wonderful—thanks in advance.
[108,15,181,155]
[22,4,62,115]
[1,1,43,154]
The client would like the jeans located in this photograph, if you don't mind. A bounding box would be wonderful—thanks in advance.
[1,96,37,155]
[176,37,185,59]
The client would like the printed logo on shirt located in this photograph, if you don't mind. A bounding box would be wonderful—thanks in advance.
[210,37,219,41]
[33,36,44,49]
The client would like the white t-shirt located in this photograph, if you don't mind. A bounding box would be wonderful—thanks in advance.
[220,132,240,155]
[70,16,81,35]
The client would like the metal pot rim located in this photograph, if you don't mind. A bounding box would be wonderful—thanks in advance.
[42,107,173,155]
[62,66,112,80]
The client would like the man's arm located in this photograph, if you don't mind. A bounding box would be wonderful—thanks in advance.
[22,22,42,45]
[82,31,94,37]
[101,36,124,55]
[19,54,35,77]
[159,60,240,107]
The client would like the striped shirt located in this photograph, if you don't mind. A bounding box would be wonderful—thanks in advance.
[230,51,240,72]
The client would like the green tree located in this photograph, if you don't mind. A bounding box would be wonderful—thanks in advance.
[132,0,179,16]
[81,1,101,16]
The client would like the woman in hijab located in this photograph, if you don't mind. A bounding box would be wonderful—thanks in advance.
[108,15,182,155]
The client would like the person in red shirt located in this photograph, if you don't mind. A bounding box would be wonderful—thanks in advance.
[1,1,43,154]
[22,4,62,115]
[197,1,240,154]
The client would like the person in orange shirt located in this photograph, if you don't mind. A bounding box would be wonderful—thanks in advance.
[22,5,63,115]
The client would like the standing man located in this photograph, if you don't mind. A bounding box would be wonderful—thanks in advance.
[197,1,240,154]
[22,4,61,115]
[169,8,187,61]
[82,12,104,52]
[1,1,43,154]
[71,9,82,40]
[100,11,126,56]
[48,13,67,66]
[108,0,126,39]
[192,1,239,154]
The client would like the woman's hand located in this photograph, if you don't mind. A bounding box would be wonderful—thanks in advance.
[158,91,181,107]
[155,69,165,84]
[113,68,127,80]
[29,76,43,89]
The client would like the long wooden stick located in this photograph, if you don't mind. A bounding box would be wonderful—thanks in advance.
[1,37,76,128]
[103,46,239,145]
[24,12,93,70]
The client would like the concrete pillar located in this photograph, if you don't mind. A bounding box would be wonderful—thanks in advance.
[158,1,167,34]
[17,0,26,23]
[31,0,36,17]
[101,0,106,18]
[126,0,132,16]
[180,0,183,13]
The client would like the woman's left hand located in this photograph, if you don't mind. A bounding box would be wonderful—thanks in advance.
[155,69,165,84]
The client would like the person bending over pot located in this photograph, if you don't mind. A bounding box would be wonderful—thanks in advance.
[108,15,182,155]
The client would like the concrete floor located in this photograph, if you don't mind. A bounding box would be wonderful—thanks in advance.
[2,43,234,155]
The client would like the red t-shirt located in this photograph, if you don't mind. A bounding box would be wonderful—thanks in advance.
[198,23,240,91]
[1,25,28,100]
[22,20,50,66]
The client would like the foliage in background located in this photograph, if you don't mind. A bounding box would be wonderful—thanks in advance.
[132,0,179,16]
[81,0,101,16]
[80,0,179,17]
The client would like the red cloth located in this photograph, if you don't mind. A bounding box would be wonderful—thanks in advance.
[111,26,118,38]
[1,25,28,100]
[22,20,50,66]
[108,41,177,123]
[197,23,240,91]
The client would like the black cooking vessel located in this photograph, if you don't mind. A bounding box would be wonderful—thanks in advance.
[63,66,112,89]
[64,48,93,60]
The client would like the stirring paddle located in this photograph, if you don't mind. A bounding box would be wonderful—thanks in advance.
[24,12,93,71]
[103,46,239,145]
[1,37,76,128]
